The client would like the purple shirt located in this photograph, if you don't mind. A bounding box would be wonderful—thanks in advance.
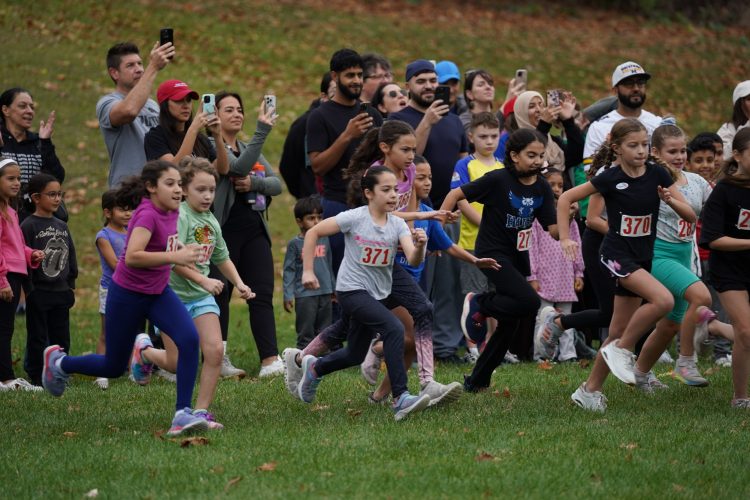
[371,160,416,212]
[112,197,179,294]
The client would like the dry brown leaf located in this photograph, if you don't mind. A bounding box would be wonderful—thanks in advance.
[475,452,495,462]
[673,483,685,492]
[63,431,77,437]
[704,366,720,376]
[256,461,277,472]
[579,359,591,368]
[502,387,511,398]
[311,404,329,411]
[42,81,59,91]
[538,360,553,371]
[180,436,209,448]
[517,431,526,437]
[224,476,243,493]
[84,119,99,129]
[620,442,638,450]
[346,408,363,417]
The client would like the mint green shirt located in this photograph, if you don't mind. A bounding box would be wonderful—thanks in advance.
[169,201,230,303]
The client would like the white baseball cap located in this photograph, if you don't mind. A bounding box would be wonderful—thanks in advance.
[611,61,651,87]
[732,80,750,105]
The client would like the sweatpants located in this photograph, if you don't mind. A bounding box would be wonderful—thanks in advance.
[24,288,74,385]
[0,273,25,381]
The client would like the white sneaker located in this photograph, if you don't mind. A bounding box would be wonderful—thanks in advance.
[258,356,284,378]
[601,340,636,385]
[282,348,303,394]
[571,383,607,412]
[693,307,717,355]
[419,380,463,407]
[94,377,109,390]
[360,338,383,385]
[220,354,247,379]
[5,378,43,392]
[0,381,8,392]
[657,350,674,364]
[715,355,732,368]
[503,352,520,364]
[156,369,176,383]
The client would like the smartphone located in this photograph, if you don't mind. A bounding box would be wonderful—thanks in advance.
[547,89,561,108]
[202,94,216,115]
[160,28,174,59]
[515,68,528,88]
[434,85,451,106]
[264,94,276,115]
[359,102,369,115]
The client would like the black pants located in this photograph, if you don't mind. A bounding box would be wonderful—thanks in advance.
[295,294,332,349]
[0,273,24,381]
[24,288,74,385]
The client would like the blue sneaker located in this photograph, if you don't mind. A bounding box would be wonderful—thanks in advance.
[297,355,321,403]
[392,392,430,421]
[193,410,225,430]
[460,292,487,344]
[130,333,154,386]
[166,408,209,437]
[42,345,69,397]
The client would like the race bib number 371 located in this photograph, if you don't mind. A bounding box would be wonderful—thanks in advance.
[620,214,652,237]
[360,245,392,267]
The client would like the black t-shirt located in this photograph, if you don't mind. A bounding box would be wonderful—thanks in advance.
[389,106,468,207]
[462,168,556,275]
[699,180,750,283]
[144,125,217,162]
[591,162,673,261]
[306,100,383,203]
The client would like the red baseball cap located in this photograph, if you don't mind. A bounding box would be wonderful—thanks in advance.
[157,79,199,104]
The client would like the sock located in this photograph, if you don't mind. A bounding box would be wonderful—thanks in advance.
[678,354,692,365]
[633,366,648,379]
[54,358,67,375]
[222,341,227,355]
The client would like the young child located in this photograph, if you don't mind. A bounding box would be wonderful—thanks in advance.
[129,157,255,429]
[699,127,750,408]
[295,166,432,421]
[21,173,77,388]
[557,118,696,411]
[440,129,559,392]
[687,134,719,183]
[93,190,131,390]
[282,195,334,349]
[530,168,584,362]
[0,158,44,391]
[42,160,208,436]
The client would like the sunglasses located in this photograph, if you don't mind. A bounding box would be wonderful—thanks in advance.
[384,89,409,98]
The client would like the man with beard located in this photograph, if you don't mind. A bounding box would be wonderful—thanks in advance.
[583,61,662,159]
[307,48,383,274]
[390,60,470,363]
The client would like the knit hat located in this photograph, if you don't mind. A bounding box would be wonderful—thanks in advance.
[405,60,435,82]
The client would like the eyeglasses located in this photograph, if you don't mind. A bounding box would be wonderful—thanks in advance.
[618,78,648,89]
[364,72,392,81]
[385,89,409,98]
[40,191,65,199]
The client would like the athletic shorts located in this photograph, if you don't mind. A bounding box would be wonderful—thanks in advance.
[711,278,750,294]
[600,253,652,297]
[652,239,701,322]
[154,295,219,335]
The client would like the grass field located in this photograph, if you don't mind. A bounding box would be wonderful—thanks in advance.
[1,0,750,498]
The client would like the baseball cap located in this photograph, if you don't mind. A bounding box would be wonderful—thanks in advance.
[611,61,651,87]
[732,80,750,105]
[157,79,199,104]
[405,60,436,82]
[435,61,460,84]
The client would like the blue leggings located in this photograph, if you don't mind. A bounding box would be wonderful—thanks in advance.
[61,282,200,410]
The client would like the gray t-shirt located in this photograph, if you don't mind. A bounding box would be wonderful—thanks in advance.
[335,205,410,300]
[96,92,160,187]
[656,171,711,244]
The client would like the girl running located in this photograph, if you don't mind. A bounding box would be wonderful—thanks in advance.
[557,118,696,411]
[42,160,208,436]
[699,127,750,408]
[294,165,432,421]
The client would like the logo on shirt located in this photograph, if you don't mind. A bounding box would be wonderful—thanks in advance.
[193,224,214,244]
[616,182,629,190]
[506,190,543,229]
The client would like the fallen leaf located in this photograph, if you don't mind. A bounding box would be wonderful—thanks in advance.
[673,483,685,492]
[209,465,225,474]
[538,360,553,370]
[84,489,98,498]
[63,431,77,437]
[475,452,495,462]
[517,431,525,436]
[42,81,59,91]
[502,387,511,398]
[704,366,720,376]
[579,359,591,368]
[84,119,99,129]
[620,442,638,450]
[346,408,362,417]
[256,461,277,472]
[311,404,329,411]
[224,476,243,493]
[180,436,209,448]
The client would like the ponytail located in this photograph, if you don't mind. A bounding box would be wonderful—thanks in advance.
[116,160,176,209]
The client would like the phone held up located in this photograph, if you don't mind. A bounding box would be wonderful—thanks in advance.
[160,28,174,59]
[264,93,277,116]
[434,85,451,106]
[202,94,216,116]
[515,68,527,90]
[547,89,561,108]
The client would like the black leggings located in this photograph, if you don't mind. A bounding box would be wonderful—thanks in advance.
[0,273,24,381]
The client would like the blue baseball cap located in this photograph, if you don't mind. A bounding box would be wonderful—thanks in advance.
[435,61,460,84]
[405,59,436,82]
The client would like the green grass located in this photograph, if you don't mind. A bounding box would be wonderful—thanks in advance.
[2,1,750,498]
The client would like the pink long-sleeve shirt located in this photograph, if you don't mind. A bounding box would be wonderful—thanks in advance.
[528,218,584,303]
[0,206,37,289]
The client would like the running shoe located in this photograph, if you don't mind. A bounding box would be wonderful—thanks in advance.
[715,355,732,368]
[635,370,669,394]
[193,410,225,430]
[297,355,321,403]
[42,345,69,397]
[220,354,246,379]
[259,356,284,378]
[419,380,463,407]
[392,392,430,421]
[166,408,209,437]
[693,307,717,355]
[130,333,154,385]
[673,358,709,387]
[156,368,176,383]
[731,398,750,409]
[571,382,607,412]
[657,350,674,364]
[360,337,383,385]
[601,340,636,385]
[94,377,109,390]
[5,378,43,392]
[460,292,487,344]
[367,391,389,405]
[282,348,303,395]
[536,306,564,360]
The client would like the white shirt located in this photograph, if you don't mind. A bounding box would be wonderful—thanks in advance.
[584,109,662,159]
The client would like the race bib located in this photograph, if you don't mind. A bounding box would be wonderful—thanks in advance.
[737,208,750,231]
[197,243,214,264]
[677,219,696,239]
[166,234,180,252]
[360,245,392,267]
[516,228,532,251]
[620,214,651,237]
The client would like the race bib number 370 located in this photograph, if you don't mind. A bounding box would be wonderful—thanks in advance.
[620,214,652,237]
[360,245,392,267]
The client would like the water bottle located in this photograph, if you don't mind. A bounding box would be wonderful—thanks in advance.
[244,162,266,210]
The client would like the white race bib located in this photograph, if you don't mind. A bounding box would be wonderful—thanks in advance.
[359,245,393,267]
[166,234,180,252]
[516,228,532,251]
[197,243,214,264]
[620,214,652,237]
[677,219,696,239]
[737,208,750,231]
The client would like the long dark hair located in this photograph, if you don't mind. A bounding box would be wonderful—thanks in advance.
[718,127,750,189]
[504,128,547,177]
[731,98,749,130]
[24,172,58,214]
[116,160,177,209]
[0,87,31,132]
[360,165,394,205]
[158,99,213,159]
[463,69,494,110]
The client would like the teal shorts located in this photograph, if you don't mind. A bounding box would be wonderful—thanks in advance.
[155,295,219,335]
[651,238,700,323]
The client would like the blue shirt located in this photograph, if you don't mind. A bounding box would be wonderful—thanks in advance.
[96,226,126,289]
[395,203,454,281]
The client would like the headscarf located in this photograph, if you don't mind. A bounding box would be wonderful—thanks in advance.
[514,91,565,170]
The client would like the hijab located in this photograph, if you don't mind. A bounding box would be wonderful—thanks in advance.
[514,90,565,170]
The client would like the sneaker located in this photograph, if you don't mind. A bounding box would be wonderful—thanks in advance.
[536,306,564,360]
[282,348,303,395]
[297,355,321,403]
[258,356,284,378]
[360,338,383,385]
[571,383,607,412]
[460,292,487,344]
[673,359,709,387]
[94,377,109,390]
[42,345,69,397]
[715,355,732,368]
[5,378,43,392]
[193,410,225,430]
[130,333,154,386]
[156,368,176,383]
[503,352,520,364]
[601,340,636,385]
[220,354,246,379]
[464,350,479,364]
[392,392,430,421]
[635,370,669,394]
[419,380,463,407]
[367,391,389,405]
[731,398,750,409]
[693,307,717,355]
[574,330,598,359]
[0,382,8,392]
[657,350,674,364]
[166,408,209,437]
